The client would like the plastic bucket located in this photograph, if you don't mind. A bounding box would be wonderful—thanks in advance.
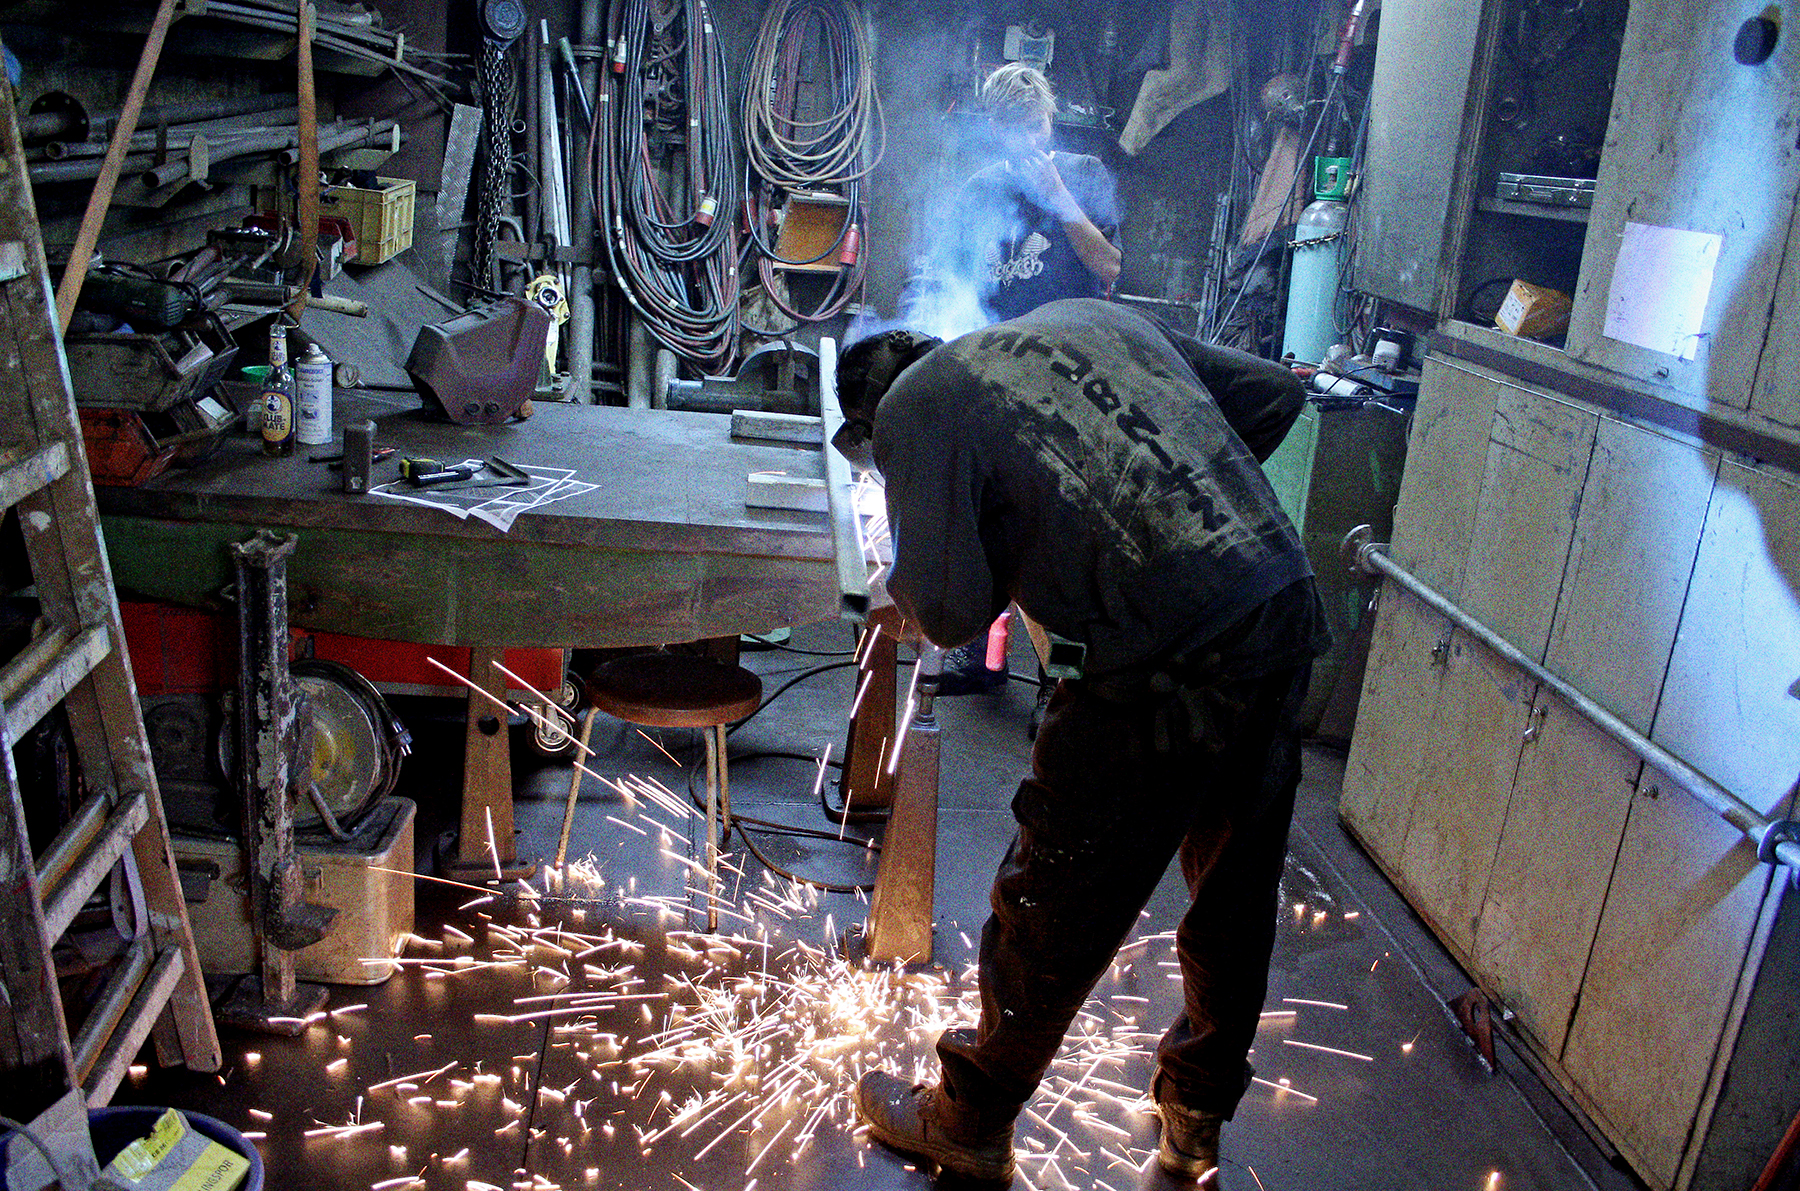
[1,1106,264,1191]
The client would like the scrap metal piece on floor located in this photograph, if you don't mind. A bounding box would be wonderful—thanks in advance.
[865,643,942,963]
[1449,987,1497,1073]
[214,974,327,1036]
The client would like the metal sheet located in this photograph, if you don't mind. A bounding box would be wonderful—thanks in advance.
[1389,355,1505,600]
[1565,0,1800,409]
[1355,0,1484,313]
[1543,418,1718,734]
[1475,696,1639,1058]
[1560,767,1780,1189]
[1650,460,1800,813]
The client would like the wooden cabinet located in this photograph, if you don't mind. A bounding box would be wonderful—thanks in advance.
[1344,3,1800,1185]
[1343,332,1800,1191]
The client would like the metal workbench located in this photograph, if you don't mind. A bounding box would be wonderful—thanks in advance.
[95,390,841,877]
[95,391,841,647]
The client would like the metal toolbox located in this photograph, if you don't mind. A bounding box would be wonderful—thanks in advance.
[173,796,415,986]
[1496,172,1596,208]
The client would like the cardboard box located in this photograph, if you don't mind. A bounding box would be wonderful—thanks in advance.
[1494,279,1572,339]
[174,797,415,985]
[99,1110,248,1191]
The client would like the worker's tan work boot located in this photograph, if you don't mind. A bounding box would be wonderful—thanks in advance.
[854,1070,1017,1182]
[1155,1096,1225,1184]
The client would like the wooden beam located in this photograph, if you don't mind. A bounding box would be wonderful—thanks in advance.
[288,0,320,322]
[52,0,183,334]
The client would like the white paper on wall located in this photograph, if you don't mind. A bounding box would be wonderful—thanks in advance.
[1603,222,1722,361]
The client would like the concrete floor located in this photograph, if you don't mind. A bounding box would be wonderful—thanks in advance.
[120,620,1645,1191]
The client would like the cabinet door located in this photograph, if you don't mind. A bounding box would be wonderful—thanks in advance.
[1544,418,1719,734]
[1748,188,1800,429]
[1458,386,1598,663]
[1475,697,1639,1058]
[1392,628,1537,960]
[1565,0,1800,410]
[1340,586,1453,864]
[1356,0,1485,314]
[1560,771,1781,1190]
[1651,460,1800,812]
[1390,355,1508,599]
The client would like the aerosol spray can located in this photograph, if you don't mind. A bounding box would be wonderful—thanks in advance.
[295,344,333,446]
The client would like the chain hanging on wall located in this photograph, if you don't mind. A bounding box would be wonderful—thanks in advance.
[474,0,527,294]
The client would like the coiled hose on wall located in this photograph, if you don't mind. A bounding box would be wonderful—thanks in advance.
[739,0,885,329]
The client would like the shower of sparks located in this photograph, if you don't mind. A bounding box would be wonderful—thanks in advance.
[221,757,1397,1191]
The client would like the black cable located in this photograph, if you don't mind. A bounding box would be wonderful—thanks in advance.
[679,740,878,893]
[594,0,742,371]
[725,659,859,735]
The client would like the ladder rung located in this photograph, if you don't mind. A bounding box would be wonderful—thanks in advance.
[0,622,111,744]
[82,946,185,1107]
[39,790,150,942]
[0,441,69,512]
[71,935,153,1083]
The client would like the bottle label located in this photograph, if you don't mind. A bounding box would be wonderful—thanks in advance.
[261,387,293,441]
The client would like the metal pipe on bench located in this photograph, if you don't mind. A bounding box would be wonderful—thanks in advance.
[1342,524,1800,873]
[818,338,870,620]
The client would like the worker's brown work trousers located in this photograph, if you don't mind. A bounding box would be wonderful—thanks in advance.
[935,659,1310,1126]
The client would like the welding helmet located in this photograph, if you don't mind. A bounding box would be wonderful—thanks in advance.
[831,329,940,472]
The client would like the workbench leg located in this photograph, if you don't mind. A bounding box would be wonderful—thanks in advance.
[445,646,537,882]
[866,650,940,964]
[840,617,897,811]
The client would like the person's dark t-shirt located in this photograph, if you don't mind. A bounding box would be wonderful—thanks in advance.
[950,152,1121,321]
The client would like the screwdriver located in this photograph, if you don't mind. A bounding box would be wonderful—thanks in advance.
[400,457,480,485]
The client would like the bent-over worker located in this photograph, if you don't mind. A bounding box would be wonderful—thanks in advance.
[832,298,1329,1185]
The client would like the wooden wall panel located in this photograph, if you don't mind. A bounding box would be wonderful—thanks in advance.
[1391,630,1535,959]
[1560,769,1778,1190]
[1748,190,1800,430]
[1457,388,1597,663]
[1650,461,1800,812]
[1474,698,1639,1057]
[1543,419,1718,734]
[1565,0,1800,410]
[1388,356,1505,598]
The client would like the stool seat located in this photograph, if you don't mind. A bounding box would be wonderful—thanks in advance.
[586,653,762,728]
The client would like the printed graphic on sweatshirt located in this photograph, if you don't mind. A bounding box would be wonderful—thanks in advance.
[987,232,1052,289]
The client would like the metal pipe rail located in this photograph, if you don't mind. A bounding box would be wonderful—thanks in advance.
[1342,525,1800,875]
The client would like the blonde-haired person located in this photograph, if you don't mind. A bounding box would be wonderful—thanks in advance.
[964,62,1122,321]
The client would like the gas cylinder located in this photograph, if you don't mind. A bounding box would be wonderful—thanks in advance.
[1281,197,1349,368]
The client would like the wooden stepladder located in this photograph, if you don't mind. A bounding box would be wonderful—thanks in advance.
[0,68,220,1117]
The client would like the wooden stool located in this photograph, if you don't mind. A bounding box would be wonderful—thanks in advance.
[585,653,762,930]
